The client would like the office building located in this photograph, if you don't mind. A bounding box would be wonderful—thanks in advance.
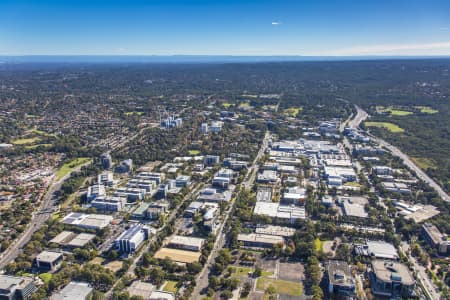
[62,212,113,229]
[421,223,450,255]
[201,123,208,134]
[0,275,36,300]
[115,225,150,253]
[35,251,63,272]
[204,155,220,166]
[97,171,115,187]
[91,196,127,212]
[100,152,112,170]
[175,175,191,187]
[86,184,106,202]
[370,261,415,298]
[237,233,284,249]
[115,159,133,173]
[327,261,356,297]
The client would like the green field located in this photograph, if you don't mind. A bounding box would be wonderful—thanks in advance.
[56,157,92,180]
[163,280,178,293]
[25,143,52,150]
[256,277,302,296]
[239,102,251,108]
[124,111,144,116]
[230,266,273,278]
[12,137,41,145]
[376,106,413,116]
[365,121,404,133]
[283,107,303,117]
[188,150,201,155]
[222,102,233,108]
[30,129,56,137]
[314,238,323,252]
[417,106,439,114]
[39,273,52,284]
[411,157,437,170]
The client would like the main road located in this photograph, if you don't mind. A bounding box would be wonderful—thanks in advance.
[348,105,449,203]
[190,131,270,299]
[0,162,90,270]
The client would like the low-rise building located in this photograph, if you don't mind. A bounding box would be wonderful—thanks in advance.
[35,251,63,272]
[204,155,220,166]
[282,187,306,205]
[114,187,146,201]
[237,233,284,249]
[175,175,191,187]
[91,196,127,212]
[327,260,356,297]
[62,212,113,229]
[354,241,399,260]
[115,159,133,173]
[127,281,155,300]
[51,282,92,300]
[369,261,415,298]
[257,170,278,184]
[338,196,368,219]
[421,223,450,255]
[0,275,36,300]
[86,184,106,201]
[185,201,203,217]
[167,235,205,252]
[97,171,114,187]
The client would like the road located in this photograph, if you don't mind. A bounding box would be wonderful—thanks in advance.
[0,162,90,270]
[349,105,449,203]
[190,131,270,299]
[400,242,440,300]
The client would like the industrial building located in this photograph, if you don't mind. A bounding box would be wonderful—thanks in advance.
[115,225,151,253]
[326,260,356,297]
[281,187,306,205]
[338,196,368,219]
[353,241,399,260]
[255,225,296,237]
[49,231,95,248]
[369,260,415,298]
[51,282,93,300]
[237,233,285,249]
[62,212,113,229]
[253,202,306,223]
[0,275,36,300]
[166,235,205,252]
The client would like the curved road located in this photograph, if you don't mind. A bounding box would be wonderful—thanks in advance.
[351,105,449,203]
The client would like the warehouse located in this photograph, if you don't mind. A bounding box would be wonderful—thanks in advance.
[166,235,205,252]
[237,233,285,249]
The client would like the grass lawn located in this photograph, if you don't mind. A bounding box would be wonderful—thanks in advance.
[364,121,404,133]
[56,157,92,180]
[388,109,413,116]
[188,149,201,155]
[12,137,41,145]
[163,280,178,293]
[239,102,251,108]
[256,277,302,296]
[24,143,52,149]
[314,238,323,252]
[417,106,439,114]
[376,106,413,116]
[283,107,303,117]
[124,111,143,116]
[411,157,437,170]
[39,273,52,284]
[222,102,233,108]
[344,181,362,187]
[30,129,56,137]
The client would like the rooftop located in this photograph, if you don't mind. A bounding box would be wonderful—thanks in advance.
[328,260,355,287]
[0,275,33,291]
[127,281,155,299]
[52,282,93,300]
[372,261,415,285]
[36,251,63,262]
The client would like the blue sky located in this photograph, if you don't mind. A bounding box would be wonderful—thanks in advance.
[1,0,450,56]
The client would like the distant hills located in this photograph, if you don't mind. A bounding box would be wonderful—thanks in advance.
[1,55,450,64]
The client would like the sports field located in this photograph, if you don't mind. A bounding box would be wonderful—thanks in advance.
[154,248,201,263]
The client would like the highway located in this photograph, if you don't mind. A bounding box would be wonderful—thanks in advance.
[190,131,270,299]
[345,106,443,299]
[349,105,449,203]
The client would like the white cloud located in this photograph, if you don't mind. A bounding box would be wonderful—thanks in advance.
[317,41,450,56]
[271,21,281,26]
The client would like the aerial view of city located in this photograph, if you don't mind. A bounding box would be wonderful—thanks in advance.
[1,1,450,300]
